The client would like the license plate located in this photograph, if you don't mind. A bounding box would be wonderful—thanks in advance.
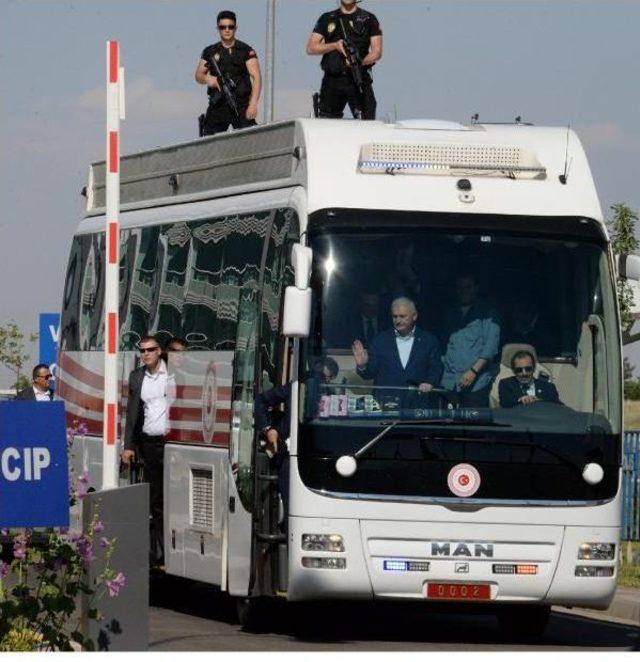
[426,582,491,601]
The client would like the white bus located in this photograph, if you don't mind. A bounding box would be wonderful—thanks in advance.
[58,118,623,636]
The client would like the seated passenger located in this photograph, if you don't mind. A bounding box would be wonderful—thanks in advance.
[351,297,442,402]
[503,300,555,356]
[440,273,500,408]
[498,349,561,408]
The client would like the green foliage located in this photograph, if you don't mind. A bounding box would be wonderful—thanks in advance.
[624,380,640,400]
[608,203,639,332]
[624,357,635,381]
[0,321,38,389]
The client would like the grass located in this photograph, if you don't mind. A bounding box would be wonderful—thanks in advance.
[619,541,640,589]
[624,400,640,429]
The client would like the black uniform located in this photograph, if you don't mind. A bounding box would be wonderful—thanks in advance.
[200,40,258,135]
[312,6,381,120]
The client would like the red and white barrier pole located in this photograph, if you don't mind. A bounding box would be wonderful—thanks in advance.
[103,40,125,489]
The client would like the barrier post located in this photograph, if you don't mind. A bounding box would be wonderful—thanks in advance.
[103,40,125,489]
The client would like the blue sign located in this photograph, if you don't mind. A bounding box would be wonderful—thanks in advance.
[39,313,60,383]
[0,401,69,527]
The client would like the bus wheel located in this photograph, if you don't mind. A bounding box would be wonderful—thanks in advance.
[497,605,551,640]
[236,597,268,633]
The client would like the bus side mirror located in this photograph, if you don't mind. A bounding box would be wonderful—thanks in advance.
[282,286,312,337]
[292,244,313,289]
[619,253,640,281]
[282,243,313,337]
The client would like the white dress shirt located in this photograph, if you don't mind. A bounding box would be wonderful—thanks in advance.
[33,387,51,402]
[141,360,169,436]
[395,329,415,369]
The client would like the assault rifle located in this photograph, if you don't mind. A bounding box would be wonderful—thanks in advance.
[206,55,240,118]
[339,17,364,119]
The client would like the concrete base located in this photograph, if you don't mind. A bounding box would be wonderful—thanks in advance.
[81,484,149,651]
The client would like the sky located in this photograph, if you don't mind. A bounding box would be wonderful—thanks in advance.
[1,0,640,383]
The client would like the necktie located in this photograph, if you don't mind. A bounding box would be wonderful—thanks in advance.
[365,318,375,346]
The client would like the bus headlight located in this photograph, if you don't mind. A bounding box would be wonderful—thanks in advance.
[577,543,616,560]
[302,534,345,552]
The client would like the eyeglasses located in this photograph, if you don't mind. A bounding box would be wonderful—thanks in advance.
[218,23,236,30]
[139,346,160,354]
[514,366,534,374]
[37,374,52,379]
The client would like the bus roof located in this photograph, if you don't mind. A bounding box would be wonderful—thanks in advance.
[85,118,602,224]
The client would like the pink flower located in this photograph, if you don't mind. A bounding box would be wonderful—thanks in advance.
[105,572,126,597]
[13,534,28,560]
[78,422,89,435]
[75,535,94,567]
[78,471,90,484]
[0,562,10,579]
[92,520,104,533]
[99,537,111,548]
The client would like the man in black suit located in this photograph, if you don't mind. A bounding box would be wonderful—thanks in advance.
[498,350,561,408]
[352,297,442,404]
[121,334,170,566]
[325,290,386,349]
[17,364,54,401]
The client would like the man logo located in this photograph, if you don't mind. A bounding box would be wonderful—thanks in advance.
[455,563,469,574]
[431,542,494,558]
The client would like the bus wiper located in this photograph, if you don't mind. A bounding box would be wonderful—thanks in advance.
[335,420,400,477]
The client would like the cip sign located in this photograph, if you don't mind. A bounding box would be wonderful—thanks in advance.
[0,402,69,527]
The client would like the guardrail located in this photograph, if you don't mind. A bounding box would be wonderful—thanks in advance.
[623,431,640,541]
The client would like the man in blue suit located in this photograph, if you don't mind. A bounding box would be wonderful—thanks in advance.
[498,350,561,408]
[352,297,442,403]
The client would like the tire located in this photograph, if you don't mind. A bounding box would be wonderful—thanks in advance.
[497,604,551,640]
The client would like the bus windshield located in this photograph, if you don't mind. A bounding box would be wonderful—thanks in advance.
[298,212,622,503]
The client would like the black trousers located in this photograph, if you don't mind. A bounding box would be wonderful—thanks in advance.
[202,99,257,135]
[140,433,165,564]
[319,73,376,120]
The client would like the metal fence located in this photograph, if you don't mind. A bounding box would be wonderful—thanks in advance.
[623,431,640,541]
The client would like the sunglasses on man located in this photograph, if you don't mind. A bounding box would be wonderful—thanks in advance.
[218,23,236,30]
[139,346,160,354]
[514,366,534,374]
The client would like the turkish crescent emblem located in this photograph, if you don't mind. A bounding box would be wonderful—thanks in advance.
[202,362,217,444]
[327,22,336,34]
[214,53,220,61]
[447,463,481,498]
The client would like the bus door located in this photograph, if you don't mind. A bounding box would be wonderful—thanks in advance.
[227,208,299,597]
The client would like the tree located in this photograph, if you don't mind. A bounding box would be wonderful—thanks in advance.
[0,322,38,392]
[608,203,639,344]
[624,356,635,381]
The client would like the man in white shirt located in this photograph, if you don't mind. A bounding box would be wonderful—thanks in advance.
[16,364,54,401]
[122,335,170,566]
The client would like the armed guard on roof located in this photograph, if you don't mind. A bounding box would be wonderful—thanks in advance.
[307,0,382,120]
[195,10,262,136]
